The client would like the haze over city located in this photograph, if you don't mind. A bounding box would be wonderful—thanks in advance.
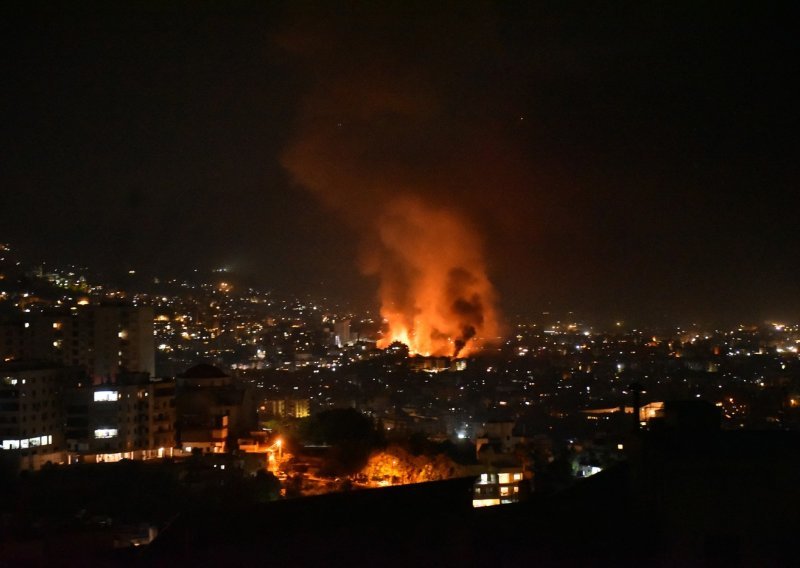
[2,3,800,566]
[2,2,795,326]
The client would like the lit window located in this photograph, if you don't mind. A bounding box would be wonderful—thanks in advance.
[94,428,118,439]
[498,473,511,484]
[94,391,119,402]
[472,498,501,508]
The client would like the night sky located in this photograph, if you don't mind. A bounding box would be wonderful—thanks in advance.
[2,2,796,325]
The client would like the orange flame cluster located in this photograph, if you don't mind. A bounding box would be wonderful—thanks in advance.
[278,12,505,359]
[368,197,500,358]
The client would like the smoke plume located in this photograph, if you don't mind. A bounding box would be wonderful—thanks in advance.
[366,197,499,356]
[279,5,505,356]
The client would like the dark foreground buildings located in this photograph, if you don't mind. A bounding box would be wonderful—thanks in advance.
[113,424,799,566]
[2,397,799,566]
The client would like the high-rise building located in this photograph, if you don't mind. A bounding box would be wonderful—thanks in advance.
[1,303,155,382]
[0,361,68,471]
[64,373,177,462]
[333,319,351,348]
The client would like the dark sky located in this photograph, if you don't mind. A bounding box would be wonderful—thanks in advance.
[1,2,797,325]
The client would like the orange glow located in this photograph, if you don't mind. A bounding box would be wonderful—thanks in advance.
[278,33,503,359]
[369,197,500,357]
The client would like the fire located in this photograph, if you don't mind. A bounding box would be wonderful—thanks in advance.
[277,12,504,359]
[368,197,500,358]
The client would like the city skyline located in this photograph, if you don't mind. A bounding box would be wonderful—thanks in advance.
[2,2,796,326]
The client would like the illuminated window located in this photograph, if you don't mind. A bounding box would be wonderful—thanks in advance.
[513,473,523,481]
[472,498,501,508]
[94,391,119,402]
[94,428,118,439]
[500,486,510,496]
[1,440,20,450]
[498,473,511,484]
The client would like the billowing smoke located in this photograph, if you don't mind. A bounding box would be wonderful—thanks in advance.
[365,197,499,356]
[279,5,505,357]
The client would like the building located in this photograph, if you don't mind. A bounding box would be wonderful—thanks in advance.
[0,303,155,382]
[408,356,465,373]
[1,360,175,470]
[260,398,310,419]
[176,364,255,453]
[472,469,526,507]
[476,419,517,455]
[333,319,351,347]
[149,378,177,452]
[0,361,68,471]
[64,373,177,463]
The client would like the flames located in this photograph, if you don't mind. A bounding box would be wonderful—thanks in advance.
[369,197,499,357]
[280,112,503,358]
[277,9,503,358]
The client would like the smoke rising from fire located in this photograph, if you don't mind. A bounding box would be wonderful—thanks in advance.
[279,5,506,356]
[366,197,500,356]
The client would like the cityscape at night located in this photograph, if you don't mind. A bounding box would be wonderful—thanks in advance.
[1,2,797,566]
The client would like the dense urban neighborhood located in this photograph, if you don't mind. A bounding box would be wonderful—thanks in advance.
[4,242,800,563]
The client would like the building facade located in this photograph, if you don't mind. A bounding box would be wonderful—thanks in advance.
[0,362,68,471]
[1,303,155,382]
[176,364,255,454]
[64,374,177,463]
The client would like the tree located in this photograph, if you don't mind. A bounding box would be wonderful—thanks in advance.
[298,408,385,476]
[253,471,281,503]
[361,445,462,485]
[299,408,381,447]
